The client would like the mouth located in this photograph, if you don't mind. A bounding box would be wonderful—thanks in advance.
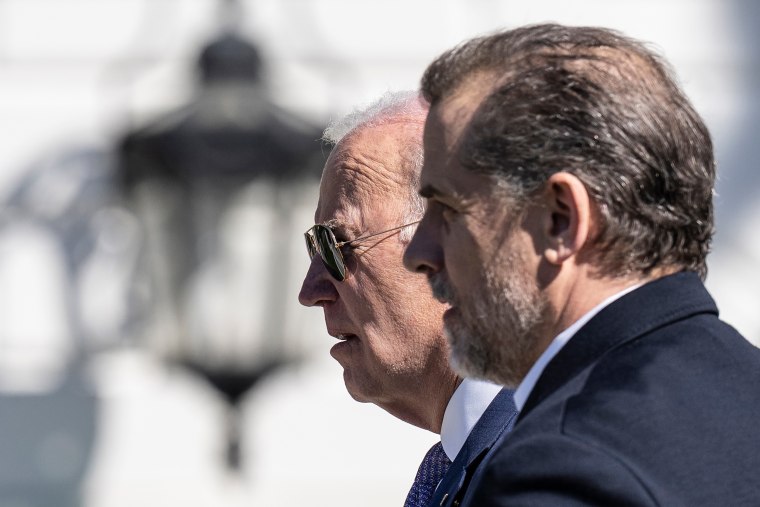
[329,332,358,360]
[327,329,359,342]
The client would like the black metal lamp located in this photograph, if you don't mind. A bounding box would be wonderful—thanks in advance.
[116,27,322,472]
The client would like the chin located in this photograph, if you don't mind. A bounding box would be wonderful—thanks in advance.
[446,327,494,381]
[346,390,372,404]
[342,370,373,404]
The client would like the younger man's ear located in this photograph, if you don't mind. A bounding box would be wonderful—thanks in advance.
[540,172,592,265]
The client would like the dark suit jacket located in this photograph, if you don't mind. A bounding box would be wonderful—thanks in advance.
[430,388,517,507]
[464,272,760,506]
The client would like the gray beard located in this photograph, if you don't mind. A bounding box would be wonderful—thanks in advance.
[430,264,547,387]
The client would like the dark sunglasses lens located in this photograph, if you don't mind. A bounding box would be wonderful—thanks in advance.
[315,226,346,281]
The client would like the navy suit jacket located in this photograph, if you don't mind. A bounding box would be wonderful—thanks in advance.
[464,272,760,506]
[429,388,517,507]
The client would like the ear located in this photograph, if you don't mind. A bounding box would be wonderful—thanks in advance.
[540,172,592,265]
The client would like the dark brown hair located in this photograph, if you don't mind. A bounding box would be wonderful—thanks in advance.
[422,24,715,279]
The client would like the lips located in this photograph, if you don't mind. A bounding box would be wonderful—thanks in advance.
[329,331,357,361]
[327,327,359,342]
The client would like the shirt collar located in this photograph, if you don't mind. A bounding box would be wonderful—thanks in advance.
[513,283,643,412]
[440,378,503,460]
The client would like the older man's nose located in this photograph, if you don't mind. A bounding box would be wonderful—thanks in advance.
[299,256,339,307]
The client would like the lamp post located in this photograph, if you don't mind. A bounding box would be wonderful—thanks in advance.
[116,27,322,472]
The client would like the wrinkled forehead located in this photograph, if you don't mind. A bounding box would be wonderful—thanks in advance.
[315,125,413,229]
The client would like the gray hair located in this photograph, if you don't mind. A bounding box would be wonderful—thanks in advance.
[323,91,428,241]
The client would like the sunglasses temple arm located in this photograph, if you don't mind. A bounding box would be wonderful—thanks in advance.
[336,220,421,248]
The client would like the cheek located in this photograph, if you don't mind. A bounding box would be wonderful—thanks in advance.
[443,225,486,283]
[365,277,439,343]
[342,270,397,334]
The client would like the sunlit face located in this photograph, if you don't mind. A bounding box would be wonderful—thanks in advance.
[404,82,550,387]
[298,123,451,408]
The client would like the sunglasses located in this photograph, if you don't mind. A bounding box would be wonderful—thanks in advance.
[304,220,420,281]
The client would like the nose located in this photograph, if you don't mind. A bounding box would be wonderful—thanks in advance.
[403,213,443,277]
[299,255,339,307]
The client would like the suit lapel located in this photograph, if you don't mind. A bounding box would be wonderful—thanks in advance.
[519,272,718,419]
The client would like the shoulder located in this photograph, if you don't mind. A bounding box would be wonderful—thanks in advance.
[468,430,658,507]
[466,313,760,506]
[561,314,760,445]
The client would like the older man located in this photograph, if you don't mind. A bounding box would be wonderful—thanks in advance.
[298,91,516,507]
[404,24,760,506]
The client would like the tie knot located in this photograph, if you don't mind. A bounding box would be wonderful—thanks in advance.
[404,442,452,507]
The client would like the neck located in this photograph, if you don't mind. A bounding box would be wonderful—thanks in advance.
[539,268,666,357]
[382,374,462,434]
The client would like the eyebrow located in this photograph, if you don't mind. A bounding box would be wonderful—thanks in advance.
[321,218,342,228]
[420,183,470,210]
[418,184,441,199]
[320,218,359,240]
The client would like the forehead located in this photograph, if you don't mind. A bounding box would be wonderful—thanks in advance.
[315,122,416,228]
[421,75,496,200]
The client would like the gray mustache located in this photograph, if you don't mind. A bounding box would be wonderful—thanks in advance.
[429,274,456,303]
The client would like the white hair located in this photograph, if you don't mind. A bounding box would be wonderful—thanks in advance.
[323,91,428,241]
[322,90,427,145]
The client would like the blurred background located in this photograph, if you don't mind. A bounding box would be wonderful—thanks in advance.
[0,0,758,506]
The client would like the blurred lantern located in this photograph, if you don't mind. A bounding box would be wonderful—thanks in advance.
[116,21,322,472]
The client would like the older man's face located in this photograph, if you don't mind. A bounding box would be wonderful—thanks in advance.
[403,85,549,387]
[299,123,450,407]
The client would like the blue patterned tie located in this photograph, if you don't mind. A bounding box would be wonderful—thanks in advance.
[404,441,452,507]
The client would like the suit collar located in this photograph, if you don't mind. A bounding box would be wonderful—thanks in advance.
[513,282,643,412]
[454,388,517,467]
[519,271,717,418]
[431,388,517,507]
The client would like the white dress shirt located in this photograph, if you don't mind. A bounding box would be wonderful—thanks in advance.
[513,284,643,412]
[440,378,503,460]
